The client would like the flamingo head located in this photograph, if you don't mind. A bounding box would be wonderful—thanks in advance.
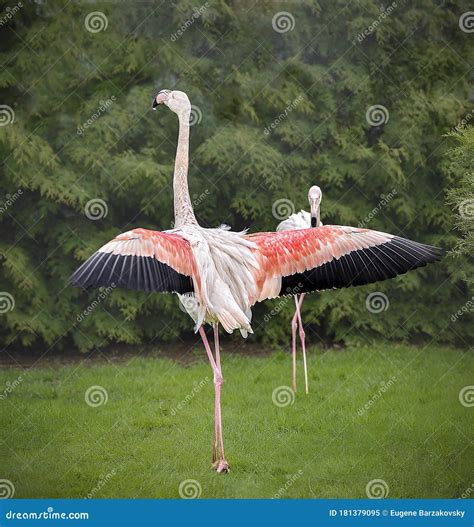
[152,90,191,117]
[308,185,322,227]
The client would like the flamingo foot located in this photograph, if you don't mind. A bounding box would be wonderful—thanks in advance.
[214,459,230,473]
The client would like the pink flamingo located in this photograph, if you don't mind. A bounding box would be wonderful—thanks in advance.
[276,185,323,394]
[70,90,442,473]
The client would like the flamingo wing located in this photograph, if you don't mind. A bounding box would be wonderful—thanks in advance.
[247,226,442,301]
[70,228,196,293]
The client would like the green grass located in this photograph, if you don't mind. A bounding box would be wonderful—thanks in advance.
[1,344,472,499]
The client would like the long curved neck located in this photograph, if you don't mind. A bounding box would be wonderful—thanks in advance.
[173,109,197,228]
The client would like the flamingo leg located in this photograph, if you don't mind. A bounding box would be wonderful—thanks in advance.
[213,323,229,473]
[198,325,229,473]
[294,293,309,394]
[212,324,219,465]
[198,326,219,467]
[291,302,299,392]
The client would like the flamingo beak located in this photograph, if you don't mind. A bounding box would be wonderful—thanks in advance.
[152,90,170,109]
[310,199,321,227]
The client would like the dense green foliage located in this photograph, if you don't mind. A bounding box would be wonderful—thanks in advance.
[0,0,472,352]
[1,344,471,497]
[445,126,474,268]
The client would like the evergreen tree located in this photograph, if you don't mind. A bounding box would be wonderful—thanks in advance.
[445,126,474,271]
[0,0,472,352]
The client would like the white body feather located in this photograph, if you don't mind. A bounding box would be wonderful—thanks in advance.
[172,225,258,336]
[277,210,323,232]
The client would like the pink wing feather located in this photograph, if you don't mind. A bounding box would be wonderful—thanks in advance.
[70,228,198,293]
[246,226,441,301]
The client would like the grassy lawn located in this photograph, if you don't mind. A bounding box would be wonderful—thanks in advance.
[1,343,472,499]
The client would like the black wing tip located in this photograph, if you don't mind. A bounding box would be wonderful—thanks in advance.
[69,252,193,294]
[431,246,444,261]
[392,236,444,262]
[69,275,82,288]
[69,274,90,290]
[279,235,443,296]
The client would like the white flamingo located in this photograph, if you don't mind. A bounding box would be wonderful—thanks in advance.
[276,185,323,394]
[70,89,442,473]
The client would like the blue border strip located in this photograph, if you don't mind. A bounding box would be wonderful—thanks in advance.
[1,499,472,527]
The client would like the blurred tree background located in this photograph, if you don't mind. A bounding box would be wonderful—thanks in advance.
[446,127,474,262]
[0,0,472,353]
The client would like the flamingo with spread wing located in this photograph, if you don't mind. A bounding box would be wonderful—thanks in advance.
[70,90,442,473]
